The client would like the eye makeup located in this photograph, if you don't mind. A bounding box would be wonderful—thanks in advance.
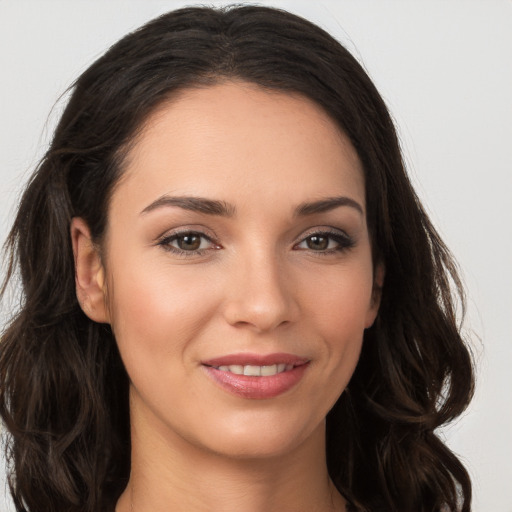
[156,230,221,257]
[293,227,355,256]
[155,225,355,259]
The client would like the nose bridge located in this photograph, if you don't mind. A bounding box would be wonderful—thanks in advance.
[223,243,298,332]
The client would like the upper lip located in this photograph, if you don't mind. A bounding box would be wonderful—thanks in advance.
[202,352,310,367]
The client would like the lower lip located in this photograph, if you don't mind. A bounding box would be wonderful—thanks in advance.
[202,363,309,399]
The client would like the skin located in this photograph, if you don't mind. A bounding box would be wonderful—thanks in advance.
[72,81,383,512]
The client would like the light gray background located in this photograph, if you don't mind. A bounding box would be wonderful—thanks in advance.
[1,1,511,511]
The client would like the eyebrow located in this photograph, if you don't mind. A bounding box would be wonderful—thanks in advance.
[294,196,364,216]
[140,195,236,217]
[140,195,363,217]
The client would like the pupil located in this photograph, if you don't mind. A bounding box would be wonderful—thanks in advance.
[307,235,328,250]
[178,235,201,251]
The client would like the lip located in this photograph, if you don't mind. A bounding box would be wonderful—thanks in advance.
[202,352,309,367]
[201,352,310,400]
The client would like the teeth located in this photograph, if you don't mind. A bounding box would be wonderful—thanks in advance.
[260,364,277,376]
[216,364,293,376]
[218,364,243,374]
[244,365,261,376]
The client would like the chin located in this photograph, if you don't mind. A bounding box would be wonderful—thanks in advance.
[193,412,325,461]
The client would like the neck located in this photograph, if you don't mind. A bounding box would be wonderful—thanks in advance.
[116,398,346,512]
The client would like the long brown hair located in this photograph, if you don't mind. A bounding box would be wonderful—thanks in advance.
[0,6,474,512]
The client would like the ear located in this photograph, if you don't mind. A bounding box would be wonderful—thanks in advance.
[70,217,110,323]
[365,262,385,328]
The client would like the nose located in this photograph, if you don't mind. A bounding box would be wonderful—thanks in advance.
[222,249,300,333]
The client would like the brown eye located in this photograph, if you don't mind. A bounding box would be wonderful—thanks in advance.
[295,230,355,254]
[158,231,217,255]
[177,234,202,251]
[306,235,329,250]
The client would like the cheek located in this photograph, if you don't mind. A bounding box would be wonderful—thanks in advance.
[302,261,374,385]
[306,262,375,333]
[106,261,220,369]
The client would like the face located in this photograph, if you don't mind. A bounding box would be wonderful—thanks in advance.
[90,82,381,458]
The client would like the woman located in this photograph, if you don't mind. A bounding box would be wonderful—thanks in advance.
[0,5,474,512]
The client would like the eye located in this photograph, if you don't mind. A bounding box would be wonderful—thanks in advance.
[294,230,354,254]
[157,231,219,256]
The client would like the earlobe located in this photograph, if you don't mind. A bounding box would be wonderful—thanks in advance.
[365,262,385,328]
[70,217,110,323]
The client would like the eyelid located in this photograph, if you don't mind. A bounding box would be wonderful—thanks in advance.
[296,226,352,243]
[154,224,219,242]
[154,225,355,257]
[293,226,355,253]
[155,228,221,257]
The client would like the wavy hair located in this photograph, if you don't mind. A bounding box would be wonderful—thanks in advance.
[0,6,474,512]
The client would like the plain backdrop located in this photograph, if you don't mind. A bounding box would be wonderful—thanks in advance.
[1,1,511,511]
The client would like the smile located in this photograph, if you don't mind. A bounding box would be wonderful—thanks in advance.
[213,364,294,376]
[202,353,310,399]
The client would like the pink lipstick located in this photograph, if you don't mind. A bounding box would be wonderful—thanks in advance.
[201,353,310,399]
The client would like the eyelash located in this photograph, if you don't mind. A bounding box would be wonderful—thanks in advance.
[157,230,219,257]
[156,228,355,258]
[294,229,355,256]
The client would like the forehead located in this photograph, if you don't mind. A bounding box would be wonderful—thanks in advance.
[113,81,365,216]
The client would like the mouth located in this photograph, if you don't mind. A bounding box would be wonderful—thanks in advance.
[208,363,296,377]
[201,353,310,399]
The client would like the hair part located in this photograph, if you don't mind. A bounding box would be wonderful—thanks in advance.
[1,5,474,512]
